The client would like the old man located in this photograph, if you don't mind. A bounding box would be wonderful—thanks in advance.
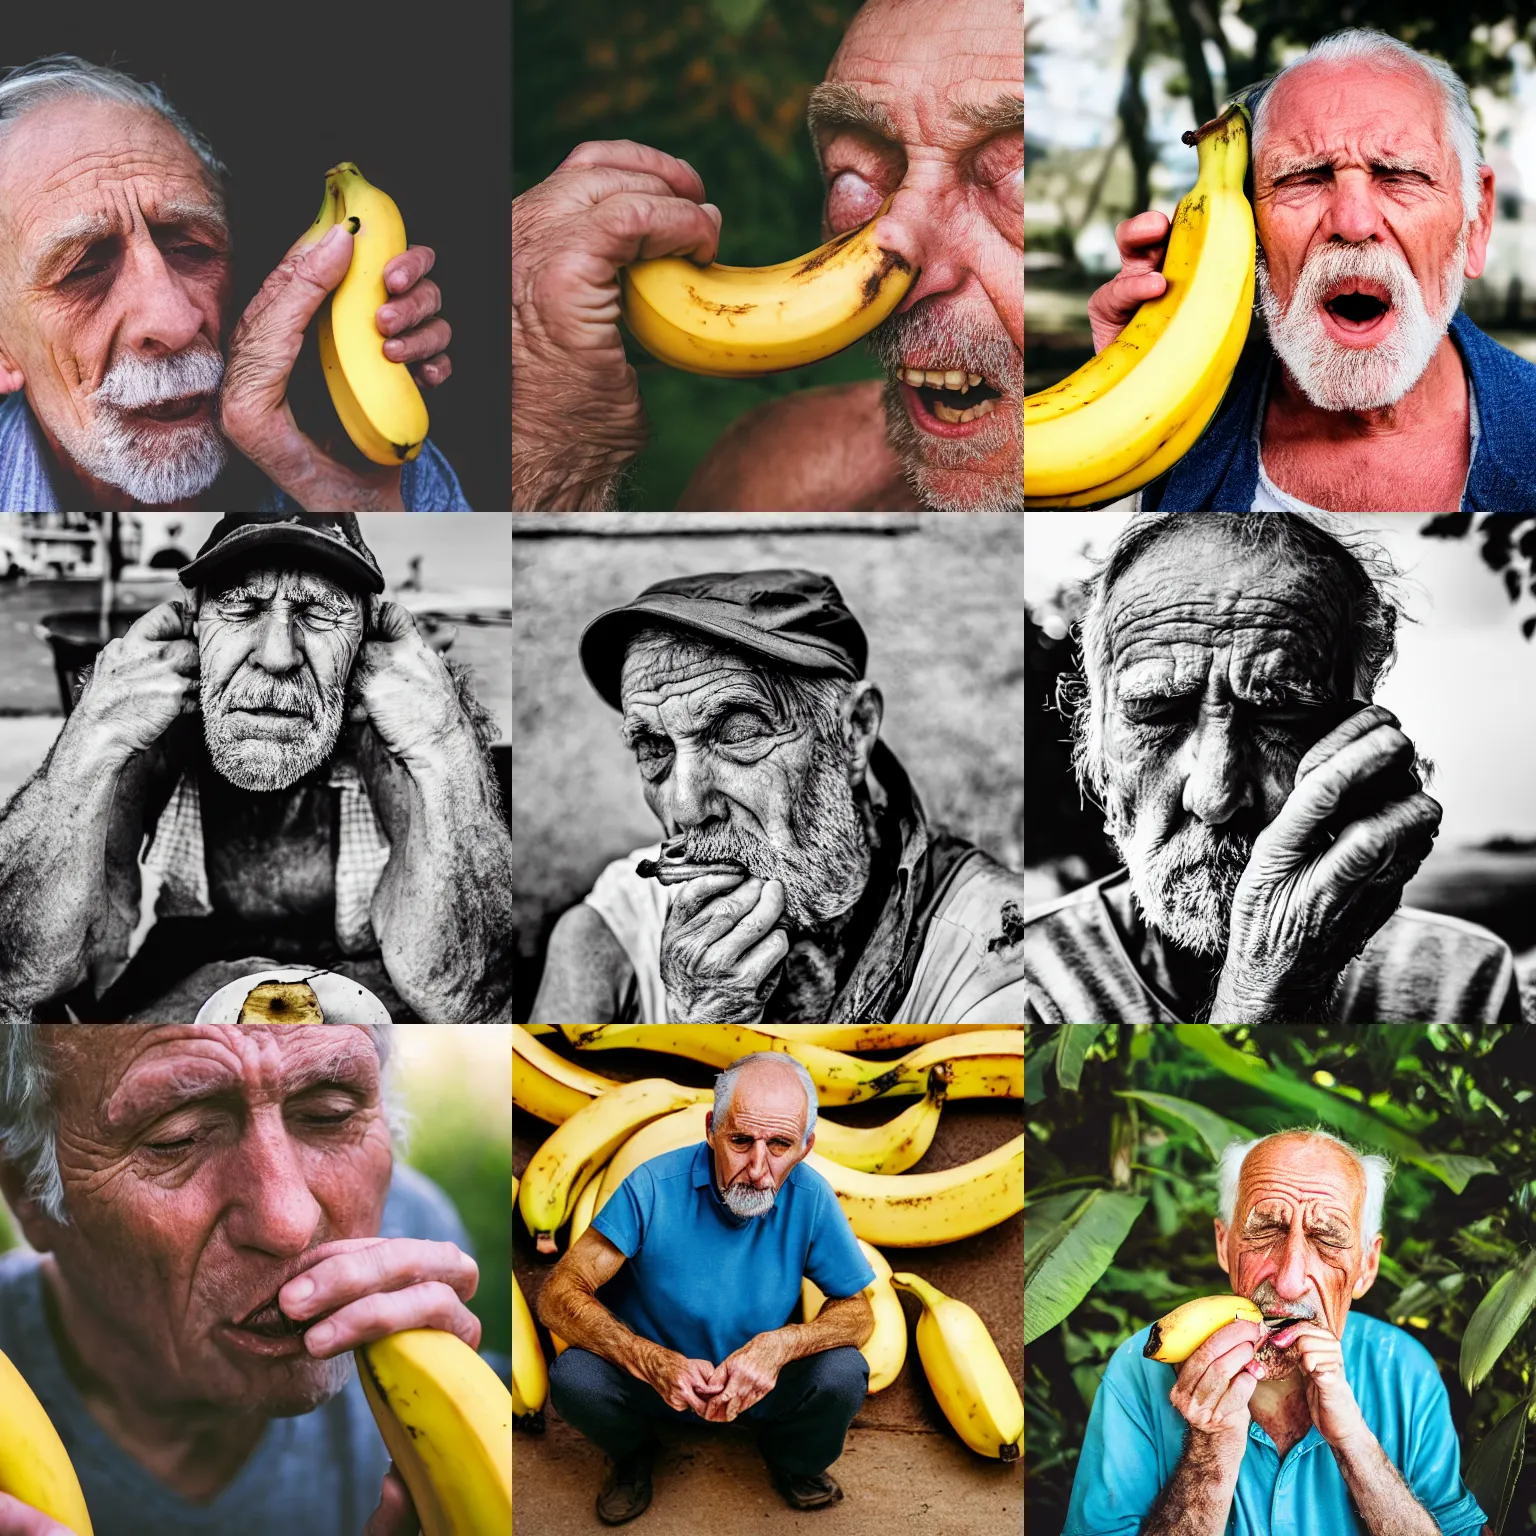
[530,568,1025,1024]
[0,56,464,511]
[0,513,514,1023]
[0,1023,492,1536]
[539,1052,873,1523]
[511,0,1023,512]
[1064,1129,1488,1536]
[1085,29,1536,511]
[1024,512,1520,1024]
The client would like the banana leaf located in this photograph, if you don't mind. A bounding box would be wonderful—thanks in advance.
[1055,1024,1104,1091]
[1172,1025,1495,1194]
[1461,1249,1536,1392]
[1114,1089,1251,1162]
[1462,1389,1532,1535]
[1024,1187,1147,1345]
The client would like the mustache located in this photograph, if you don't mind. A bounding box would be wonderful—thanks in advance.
[221,679,318,716]
[93,346,225,411]
[1274,240,1423,321]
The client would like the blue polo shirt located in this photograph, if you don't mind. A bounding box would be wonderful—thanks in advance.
[590,1141,875,1365]
[1064,1311,1486,1536]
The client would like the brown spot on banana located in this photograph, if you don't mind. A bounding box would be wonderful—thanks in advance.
[685,286,754,317]
[861,252,913,309]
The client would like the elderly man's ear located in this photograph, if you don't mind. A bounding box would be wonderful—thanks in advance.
[0,339,24,396]
[0,1160,57,1254]
[841,681,884,787]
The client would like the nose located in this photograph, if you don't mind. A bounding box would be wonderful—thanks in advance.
[1320,170,1384,247]
[116,239,208,360]
[247,609,302,674]
[1181,714,1255,825]
[745,1139,772,1186]
[1271,1224,1312,1302]
[877,184,964,315]
[225,1113,323,1256]
[665,742,726,831]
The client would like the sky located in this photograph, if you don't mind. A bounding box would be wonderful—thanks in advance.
[1025,513,1536,845]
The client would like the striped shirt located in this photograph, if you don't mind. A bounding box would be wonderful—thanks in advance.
[0,392,470,510]
[1025,870,1522,1025]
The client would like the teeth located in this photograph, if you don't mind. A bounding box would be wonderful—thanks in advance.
[967,373,982,387]
[943,369,965,390]
[932,397,996,425]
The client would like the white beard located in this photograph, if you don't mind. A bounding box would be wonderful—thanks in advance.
[1113,808,1254,957]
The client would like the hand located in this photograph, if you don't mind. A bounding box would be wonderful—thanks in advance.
[374,245,453,390]
[1167,1317,1263,1457]
[645,1348,724,1416]
[1214,705,1441,1020]
[1268,1321,1366,1448]
[347,600,473,772]
[702,1334,785,1422]
[512,139,722,509]
[362,1467,420,1536]
[0,1493,77,1536]
[1085,211,1171,353]
[71,599,199,761]
[277,1237,481,1358]
[659,873,791,1024]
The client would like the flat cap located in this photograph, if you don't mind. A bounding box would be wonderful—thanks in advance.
[179,513,385,595]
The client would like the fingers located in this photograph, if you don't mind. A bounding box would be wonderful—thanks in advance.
[706,878,785,964]
[378,282,442,341]
[1294,702,1391,784]
[1178,1317,1262,1381]
[306,1280,482,1356]
[0,1492,77,1536]
[1263,717,1418,855]
[280,1238,480,1324]
[1114,210,1172,265]
[559,140,709,203]
[384,317,452,368]
[127,599,197,644]
[361,1467,421,1536]
[588,191,722,267]
[409,353,452,389]
[384,244,436,296]
[1316,791,1441,890]
[668,869,751,922]
[738,926,791,992]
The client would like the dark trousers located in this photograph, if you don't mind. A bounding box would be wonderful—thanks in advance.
[548,1346,869,1479]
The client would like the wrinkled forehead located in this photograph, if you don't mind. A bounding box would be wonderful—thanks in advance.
[204,563,362,614]
[620,629,770,703]
[721,1062,810,1133]
[1237,1137,1366,1228]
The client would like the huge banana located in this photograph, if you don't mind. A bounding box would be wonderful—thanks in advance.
[1143,1294,1264,1363]
[357,1328,513,1535]
[891,1272,1022,1461]
[753,1024,1019,1052]
[1022,105,1254,507]
[510,1174,550,1424]
[0,1346,93,1534]
[803,1239,907,1393]
[512,1024,627,1125]
[620,194,914,377]
[809,1133,1023,1247]
[519,1078,712,1252]
[316,161,430,466]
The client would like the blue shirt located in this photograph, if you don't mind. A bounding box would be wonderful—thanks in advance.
[590,1141,875,1365]
[1063,1311,1486,1536]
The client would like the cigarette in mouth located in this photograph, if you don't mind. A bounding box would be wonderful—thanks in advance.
[635,834,747,885]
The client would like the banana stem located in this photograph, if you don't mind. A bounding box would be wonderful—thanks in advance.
[1181,101,1249,147]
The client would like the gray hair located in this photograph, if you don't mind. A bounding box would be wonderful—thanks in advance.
[713,1052,818,1148]
[0,55,227,189]
[1066,511,1404,806]
[1249,29,1483,225]
[1218,1128,1393,1246]
[0,1025,407,1226]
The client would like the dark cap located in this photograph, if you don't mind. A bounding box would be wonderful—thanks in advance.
[179,513,385,596]
[580,568,867,711]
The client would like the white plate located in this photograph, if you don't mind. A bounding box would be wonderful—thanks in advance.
[194,967,392,1026]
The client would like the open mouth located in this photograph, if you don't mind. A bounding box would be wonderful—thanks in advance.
[1319,282,1393,338]
[134,393,212,424]
[234,1298,306,1339]
[898,364,1003,426]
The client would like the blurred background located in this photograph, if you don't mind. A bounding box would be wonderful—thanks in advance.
[1025,1,1536,394]
[511,511,1025,1018]
[1024,511,1536,1002]
[512,0,880,509]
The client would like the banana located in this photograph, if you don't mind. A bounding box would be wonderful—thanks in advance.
[808,1133,1023,1247]
[512,1025,627,1125]
[519,1078,712,1253]
[510,1174,551,1421]
[891,1272,1022,1461]
[803,1239,907,1393]
[1022,105,1254,507]
[0,1346,93,1534]
[620,194,915,377]
[357,1329,513,1534]
[1143,1294,1264,1363]
[752,1024,1018,1052]
[317,161,429,466]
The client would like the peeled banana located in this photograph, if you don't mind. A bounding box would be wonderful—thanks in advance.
[620,194,915,377]
[892,1272,1022,1461]
[803,1239,907,1393]
[512,1025,626,1125]
[1023,105,1255,507]
[311,161,430,466]
[1143,1294,1264,1363]
[511,1174,551,1422]
[357,1328,513,1535]
[0,1346,93,1534]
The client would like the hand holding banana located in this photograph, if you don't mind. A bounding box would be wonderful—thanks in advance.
[1145,1296,1266,1452]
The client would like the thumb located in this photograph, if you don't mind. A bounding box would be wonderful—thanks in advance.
[129,598,197,643]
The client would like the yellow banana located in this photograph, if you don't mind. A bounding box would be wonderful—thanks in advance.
[891,1272,1022,1461]
[1023,106,1254,506]
[752,1024,1018,1052]
[1143,1294,1264,1363]
[512,1025,626,1125]
[519,1078,712,1252]
[803,1239,907,1393]
[808,1133,1023,1247]
[0,1346,93,1534]
[510,1174,551,1420]
[318,161,429,466]
[620,194,915,377]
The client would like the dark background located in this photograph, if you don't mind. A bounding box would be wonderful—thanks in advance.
[1,0,511,510]
[512,0,879,510]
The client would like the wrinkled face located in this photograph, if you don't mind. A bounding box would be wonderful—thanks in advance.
[818,0,1023,511]
[0,97,233,504]
[1254,61,1487,412]
[44,1024,392,1416]
[199,565,366,792]
[706,1061,814,1219]
[1097,528,1349,954]
[619,631,872,928]
[1215,1135,1380,1380]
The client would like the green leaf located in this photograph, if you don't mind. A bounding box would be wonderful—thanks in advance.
[708,0,769,32]
[1114,1089,1251,1161]
[1024,1188,1147,1345]
[1055,1024,1105,1091]
[1463,1389,1532,1535]
[1024,1041,1052,1105]
[1462,1249,1536,1392]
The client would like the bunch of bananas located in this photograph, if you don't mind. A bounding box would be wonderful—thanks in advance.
[511,1024,1023,1461]
[1023,105,1256,507]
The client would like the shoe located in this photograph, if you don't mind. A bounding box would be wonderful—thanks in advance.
[768,1465,844,1510]
[596,1439,657,1525]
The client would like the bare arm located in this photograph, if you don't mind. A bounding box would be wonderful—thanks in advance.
[529,903,634,1024]
[1140,1434,1244,1536]
[768,1292,874,1364]
[1330,1429,1440,1536]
